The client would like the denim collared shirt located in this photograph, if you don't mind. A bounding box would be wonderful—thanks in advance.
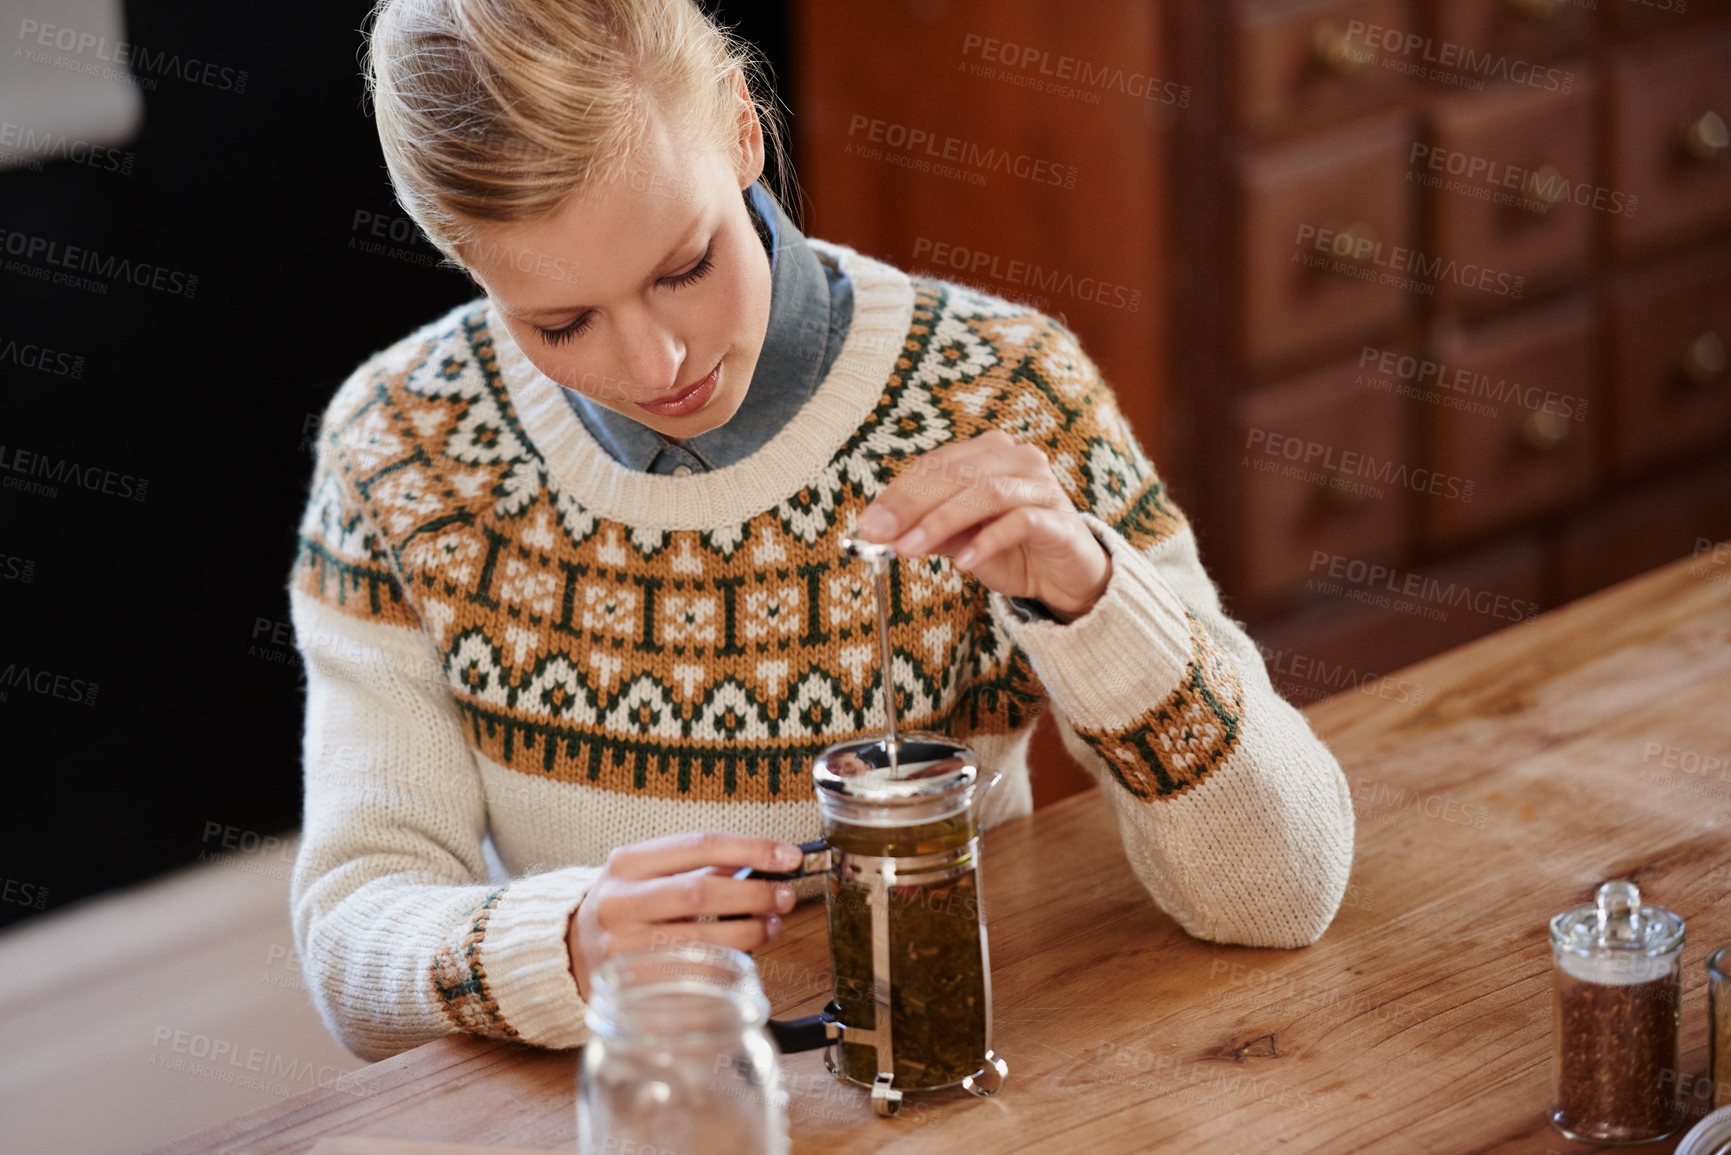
[562,181,855,475]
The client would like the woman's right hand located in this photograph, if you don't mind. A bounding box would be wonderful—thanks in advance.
[566,831,805,1002]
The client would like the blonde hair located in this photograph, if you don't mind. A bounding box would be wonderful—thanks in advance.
[362,0,795,268]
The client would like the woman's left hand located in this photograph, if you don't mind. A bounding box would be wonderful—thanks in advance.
[853,431,1111,623]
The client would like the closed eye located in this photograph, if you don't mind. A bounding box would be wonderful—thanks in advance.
[536,244,717,347]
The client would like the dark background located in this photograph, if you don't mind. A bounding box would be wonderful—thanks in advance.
[0,0,791,930]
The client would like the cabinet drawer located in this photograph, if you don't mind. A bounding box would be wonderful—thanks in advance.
[1425,71,1597,318]
[1237,114,1418,375]
[1250,533,1544,706]
[1608,240,1731,476]
[1229,355,1411,610]
[1606,25,1731,258]
[1606,0,1731,37]
[1425,0,1595,67]
[1555,453,1731,602]
[1425,295,1599,548]
[1232,0,1411,137]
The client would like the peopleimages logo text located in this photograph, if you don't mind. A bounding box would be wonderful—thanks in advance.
[0,445,149,500]
[1296,224,1524,300]
[1344,20,1573,93]
[1244,429,1475,503]
[1358,347,1588,420]
[17,20,248,93]
[0,337,84,379]
[0,120,135,174]
[0,229,198,298]
[846,115,1079,190]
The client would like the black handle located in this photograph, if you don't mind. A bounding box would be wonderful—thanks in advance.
[768,1006,838,1054]
[717,838,829,922]
[734,837,830,882]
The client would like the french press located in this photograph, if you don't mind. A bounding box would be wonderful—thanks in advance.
[738,536,1009,1117]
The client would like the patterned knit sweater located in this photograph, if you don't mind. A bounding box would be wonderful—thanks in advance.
[287,240,1355,1061]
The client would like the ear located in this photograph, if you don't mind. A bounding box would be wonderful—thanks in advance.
[731,68,766,190]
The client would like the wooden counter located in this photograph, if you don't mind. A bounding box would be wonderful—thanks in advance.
[155,547,1731,1154]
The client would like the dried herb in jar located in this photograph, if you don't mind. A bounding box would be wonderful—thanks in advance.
[1553,969,1681,1139]
[823,811,988,1090]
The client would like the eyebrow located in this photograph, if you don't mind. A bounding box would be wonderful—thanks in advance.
[511,213,709,324]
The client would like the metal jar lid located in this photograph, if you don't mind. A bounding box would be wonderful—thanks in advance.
[1675,1106,1731,1155]
[811,730,979,808]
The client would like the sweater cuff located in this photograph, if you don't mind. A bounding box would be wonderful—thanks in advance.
[475,864,603,1049]
[988,513,1195,730]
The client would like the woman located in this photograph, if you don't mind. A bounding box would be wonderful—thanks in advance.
[289,0,1356,1060]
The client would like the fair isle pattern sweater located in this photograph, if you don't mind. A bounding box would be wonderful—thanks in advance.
[288,240,1355,1061]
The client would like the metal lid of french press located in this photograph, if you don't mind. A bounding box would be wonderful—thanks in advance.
[1550,880,1685,983]
[811,733,980,807]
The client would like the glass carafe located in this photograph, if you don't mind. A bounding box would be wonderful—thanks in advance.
[748,732,1008,1117]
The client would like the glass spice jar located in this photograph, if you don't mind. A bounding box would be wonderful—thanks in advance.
[1550,879,1686,1145]
[1711,947,1730,1113]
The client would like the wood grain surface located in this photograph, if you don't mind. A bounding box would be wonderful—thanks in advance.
[153,548,1731,1154]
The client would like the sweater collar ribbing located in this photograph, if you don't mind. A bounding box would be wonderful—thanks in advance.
[488,239,914,531]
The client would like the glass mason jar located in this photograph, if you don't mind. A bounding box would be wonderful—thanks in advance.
[813,732,1001,1095]
[1711,947,1730,1113]
[1550,879,1685,1145]
[577,943,789,1155]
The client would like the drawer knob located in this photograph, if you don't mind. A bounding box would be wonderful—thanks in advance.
[1519,406,1571,452]
[1313,22,1371,77]
[1680,331,1726,386]
[1683,111,1728,163]
[1319,467,1375,510]
[1317,221,1381,270]
[1506,0,1564,19]
[1517,164,1568,215]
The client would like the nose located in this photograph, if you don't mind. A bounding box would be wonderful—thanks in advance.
[612,304,684,398]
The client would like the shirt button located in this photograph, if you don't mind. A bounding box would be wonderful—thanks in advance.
[672,464,693,477]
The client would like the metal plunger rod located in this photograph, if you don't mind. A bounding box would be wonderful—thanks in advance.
[870,552,900,768]
[840,535,902,773]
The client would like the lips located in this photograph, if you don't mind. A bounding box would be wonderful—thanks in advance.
[637,360,721,419]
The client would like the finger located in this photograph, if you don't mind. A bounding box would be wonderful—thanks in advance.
[953,504,1074,571]
[650,914,785,955]
[926,522,982,558]
[620,872,798,924]
[605,916,784,959]
[605,831,803,882]
[894,469,1062,560]
[854,431,1024,544]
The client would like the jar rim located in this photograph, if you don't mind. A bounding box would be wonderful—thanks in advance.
[585,943,769,1040]
[812,731,979,806]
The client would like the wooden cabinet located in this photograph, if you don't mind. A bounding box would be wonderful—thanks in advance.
[1555,453,1731,600]
[1424,295,1599,547]
[1249,532,1545,704]
[1607,239,1731,475]
[1606,24,1731,258]
[1429,0,1595,66]
[1230,0,1411,137]
[1607,0,1731,38]
[1230,355,1411,609]
[791,0,1731,803]
[1425,74,1597,317]
[1235,114,1418,374]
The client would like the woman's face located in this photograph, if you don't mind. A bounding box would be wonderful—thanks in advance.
[466,107,771,444]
